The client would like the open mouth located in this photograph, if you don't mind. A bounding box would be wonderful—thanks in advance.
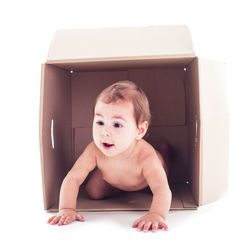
[102,142,114,149]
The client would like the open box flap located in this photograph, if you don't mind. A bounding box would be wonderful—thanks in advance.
[39,64,73,209]
[47,25,195,63]
[198,58,229,205]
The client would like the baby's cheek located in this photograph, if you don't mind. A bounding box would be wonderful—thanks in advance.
[121,135,134,147]
[92,126,100,137]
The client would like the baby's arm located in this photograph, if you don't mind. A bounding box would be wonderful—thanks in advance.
[48,141,97,226]
[132,155,172,232]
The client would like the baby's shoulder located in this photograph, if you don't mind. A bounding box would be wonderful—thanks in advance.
[137,141,163,176]
[86,141,97,153]
[88,141,100,156]
[137,140,159,163]
[89,141,106,162]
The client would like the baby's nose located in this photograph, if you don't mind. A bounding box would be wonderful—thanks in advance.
[102,128,111,137]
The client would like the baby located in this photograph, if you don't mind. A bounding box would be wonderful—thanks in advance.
[47,80,172,232]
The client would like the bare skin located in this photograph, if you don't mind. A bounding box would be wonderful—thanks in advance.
[47,208,84,226]
[47,100,172,232]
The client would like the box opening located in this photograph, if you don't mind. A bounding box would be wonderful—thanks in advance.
[40,57,200,211]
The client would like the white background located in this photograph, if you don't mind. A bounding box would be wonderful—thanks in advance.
[0,0,249,249]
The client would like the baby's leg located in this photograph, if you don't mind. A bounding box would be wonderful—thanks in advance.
[85,168,121,200]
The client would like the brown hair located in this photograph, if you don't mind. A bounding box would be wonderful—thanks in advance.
[95,80,151,127]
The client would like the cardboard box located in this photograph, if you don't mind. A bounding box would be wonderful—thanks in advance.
[39,25,229,211]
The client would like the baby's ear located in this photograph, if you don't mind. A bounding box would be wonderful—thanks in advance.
[136,121,148,140]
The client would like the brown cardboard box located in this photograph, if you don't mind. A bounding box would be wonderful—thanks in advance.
[39,25,229,212]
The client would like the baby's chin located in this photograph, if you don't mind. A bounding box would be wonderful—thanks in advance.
[100,148,119,158]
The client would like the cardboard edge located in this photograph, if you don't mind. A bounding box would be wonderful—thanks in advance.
[46,54,196,65]
[198,58,229,206]
[39,63,47,210]
[47,183,198,212]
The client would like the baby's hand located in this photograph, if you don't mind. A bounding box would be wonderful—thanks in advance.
[47,208,85,226]
[132,212,168,232]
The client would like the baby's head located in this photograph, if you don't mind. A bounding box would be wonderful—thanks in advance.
[92,80,151,158]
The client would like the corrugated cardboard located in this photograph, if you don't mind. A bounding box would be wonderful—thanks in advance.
[39,25,229,211]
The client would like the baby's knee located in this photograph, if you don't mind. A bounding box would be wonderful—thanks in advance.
[85,185,105,200]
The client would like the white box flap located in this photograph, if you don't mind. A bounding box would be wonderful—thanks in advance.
[198,58,229,205]
[47,25,195,62]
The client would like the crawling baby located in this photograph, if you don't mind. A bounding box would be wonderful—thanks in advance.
[47,80,172,232]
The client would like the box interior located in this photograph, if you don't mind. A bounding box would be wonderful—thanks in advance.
[40,57,200,211]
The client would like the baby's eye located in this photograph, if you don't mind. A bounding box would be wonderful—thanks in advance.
[113,123,123,128]
[96,121,104,126]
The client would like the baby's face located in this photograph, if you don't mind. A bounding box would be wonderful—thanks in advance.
[92,100,140,159]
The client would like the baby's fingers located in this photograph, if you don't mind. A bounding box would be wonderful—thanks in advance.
[47,216,56,224]
[62,216,74,225]
[143,221,152,232]
[76,214,85,222]
[152,222,159,233]
[159,221,168,231]
[132,218,141,228]
[137,221,145,232]
[50,216,61,225]
[58,216,67,226]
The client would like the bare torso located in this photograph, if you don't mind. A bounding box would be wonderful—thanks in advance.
[93,139,166,191]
